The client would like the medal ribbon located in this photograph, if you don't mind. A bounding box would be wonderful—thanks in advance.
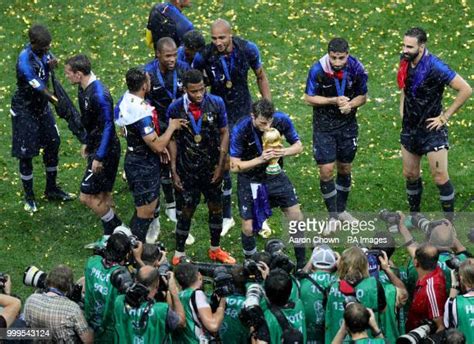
[187,104,203,136]
[156,62,177,100]
[252,125,263,155]
[220,52,235,84]
[334,70,347,96]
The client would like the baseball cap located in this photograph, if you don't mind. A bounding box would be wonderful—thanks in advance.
[311,245,337,269]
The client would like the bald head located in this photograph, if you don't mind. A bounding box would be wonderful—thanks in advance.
[211,19,232,34]
[211,19,233,53]
[415,243,439,271]
[137,265,160,289]
[429,221,454,249]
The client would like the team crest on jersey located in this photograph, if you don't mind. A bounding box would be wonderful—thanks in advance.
[144,126,154,135]
[205,112,214,124]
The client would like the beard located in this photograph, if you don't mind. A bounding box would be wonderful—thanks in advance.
[402,51,419,62]
[331,64,345,72]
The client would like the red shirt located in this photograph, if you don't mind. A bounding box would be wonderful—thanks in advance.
[406,266,447,331]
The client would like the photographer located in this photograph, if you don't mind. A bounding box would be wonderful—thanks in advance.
[84,232,137,343]
[398,212,470,293]
[173,263,226,343]
[332,303,385,344]
[444,259,474,344]
[325,247,386,343]
[370,233,409,343]
[406,243,446,332]
[254,268,306,343]
[24,265,93,343]
[0,275,21,328]
[219,266,251,343]
[298,245,338,343]
[113,265,185,343]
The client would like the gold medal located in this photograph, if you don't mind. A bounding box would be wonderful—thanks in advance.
[226,80,233,89]
[194,134,202,143]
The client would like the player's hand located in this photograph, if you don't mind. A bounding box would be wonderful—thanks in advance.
[91,159,103,174]
[160,148,170,164]
[339,104,352,115]
[336,96,350,107]
[48,57,59,69]
[172,172,184,192]
[211,165,224,184]
[272,147,286,158]
[169,118,188,131]
[426,114,448,131]
[80,145,88,159]
[396,211,406,225]
[260,149,274,162]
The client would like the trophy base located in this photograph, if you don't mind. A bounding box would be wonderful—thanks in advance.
[266,164,281,175]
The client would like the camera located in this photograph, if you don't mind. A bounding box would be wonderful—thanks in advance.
[243,259,263,282]
[239,283,265,328]
[343,295,359,309]
[396,319,437,344]
[111,266,134,294]
[213,266,235,298]
[265,239,295,274]
[0,273,8,293]
[379,209,401,225]
[23,266,47,289]
[446,255,462,271]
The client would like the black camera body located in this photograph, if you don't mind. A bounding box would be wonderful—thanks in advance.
[446,255,462,271]
[379,209,401,225]
[213,266,235,298]
[243,259,263,282]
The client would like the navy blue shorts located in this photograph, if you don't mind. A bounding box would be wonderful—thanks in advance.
[80,145,121,195]
[124,152,160,207]
[312,124,358,165]
[11,106,60,159]
[175,172,222,209]
[237,173,298,220]
[400,128,449,156]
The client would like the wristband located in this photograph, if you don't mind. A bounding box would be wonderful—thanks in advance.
[403,239,415,247]
[372,329,383,337]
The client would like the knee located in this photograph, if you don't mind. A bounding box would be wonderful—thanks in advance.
[137,205,155,219]
[79,193,92,206]
[242,221,253,236]
[433,172,449,185]
[208,203,222,215]
[337,163,352,175]
[403,168,420,181]
[319,165,334,181]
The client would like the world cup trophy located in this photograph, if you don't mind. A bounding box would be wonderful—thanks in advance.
[262,128,283,175]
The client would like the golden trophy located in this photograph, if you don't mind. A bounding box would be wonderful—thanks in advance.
[262,128,283,175]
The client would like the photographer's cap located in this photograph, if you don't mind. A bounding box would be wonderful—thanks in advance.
[311,245,336,269]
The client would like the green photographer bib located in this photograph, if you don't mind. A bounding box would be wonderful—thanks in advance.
[378,272,399,344]
[219,295,250,344]
[84,255,121,343]
[263,299,307,344]
[325,277,379,344]
[172,288,200,344]
[299,271,336,342]
[455,295,474,344]
[113,294,170,343]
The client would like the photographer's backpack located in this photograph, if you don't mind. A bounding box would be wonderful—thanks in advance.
[269,305,304,344]
[147,4,179,49]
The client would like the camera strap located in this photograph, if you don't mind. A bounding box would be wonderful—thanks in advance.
[191,290,222,343]
[269,304,303,343]
[301,275,328,308]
